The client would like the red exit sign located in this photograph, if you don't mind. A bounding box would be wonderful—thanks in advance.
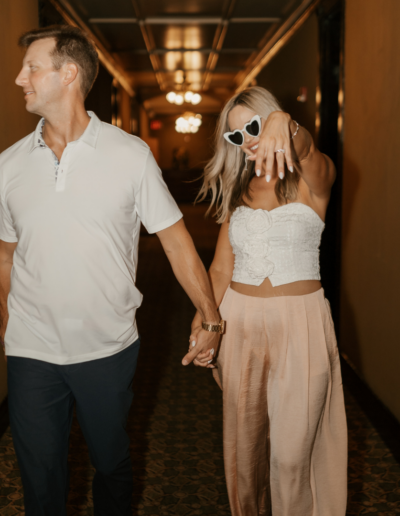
[150,120,162,130]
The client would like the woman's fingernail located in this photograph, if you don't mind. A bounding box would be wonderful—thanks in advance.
[208,359,213,364]
[182,360,188,366]
[191,341,196,347]
[289,166,294,173]
[210,348,214,355]
[279,172,284,180]
[256,169,261,176]
[266,174,271,182]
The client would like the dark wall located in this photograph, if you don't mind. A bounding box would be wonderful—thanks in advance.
[316,1,344,329]
[340,0,400,422]
[256,13,318,140]
[85,64,113,124]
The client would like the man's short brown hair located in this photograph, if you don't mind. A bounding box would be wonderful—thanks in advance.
[19,25,99,98]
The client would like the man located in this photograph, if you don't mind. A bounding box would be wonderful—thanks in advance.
[0,25,221,515]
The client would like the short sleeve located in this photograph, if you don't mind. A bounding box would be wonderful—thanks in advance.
[135,151,183,234]
[0,194,18,243]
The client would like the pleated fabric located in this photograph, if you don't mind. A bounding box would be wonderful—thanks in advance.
[213,287,347,516]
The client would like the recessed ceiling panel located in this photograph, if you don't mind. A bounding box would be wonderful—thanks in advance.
[185,70,204,85]
[161,70,205,87]
[137,0,226,17]
[231,0,303,18]
[94,23,146,51]
[209,72,237,87]
[71,0,135,18]
[151,24,217,49]
[115,52,153,71]
[223,23,273,50]
[215,53,252,71]
[128,72,159,87]
[160,51,208,72]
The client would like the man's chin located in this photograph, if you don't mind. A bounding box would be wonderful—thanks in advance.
[25,101,40,115]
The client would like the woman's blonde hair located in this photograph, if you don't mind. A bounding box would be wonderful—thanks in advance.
[197,86,299,223]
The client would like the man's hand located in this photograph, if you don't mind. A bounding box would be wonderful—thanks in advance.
[182,327,220,368]
[157,220,221,365]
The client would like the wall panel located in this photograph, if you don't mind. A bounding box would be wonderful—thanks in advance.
[0,0,39,404]
[0,0,40,153]
[341,0,400,421]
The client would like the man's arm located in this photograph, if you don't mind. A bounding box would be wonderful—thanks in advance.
[156,219,220,366]
[0,240,17,360]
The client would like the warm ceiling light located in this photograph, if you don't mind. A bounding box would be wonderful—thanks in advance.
[184,91,193,102]
[174,94,184,105]
[166,92,176,103]
[167,91,202,106]
[175,112,202,133]
[193,114,202,127]
[191,93,202,105]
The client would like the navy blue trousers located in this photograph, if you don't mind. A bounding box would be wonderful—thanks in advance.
[7,339,140,516]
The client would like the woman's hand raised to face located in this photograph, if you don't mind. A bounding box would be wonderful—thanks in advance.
[247,111,294,182]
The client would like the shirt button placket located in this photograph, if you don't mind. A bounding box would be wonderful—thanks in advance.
[56,151,68,192]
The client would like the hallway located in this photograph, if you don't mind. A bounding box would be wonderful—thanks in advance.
[0,204,399,516]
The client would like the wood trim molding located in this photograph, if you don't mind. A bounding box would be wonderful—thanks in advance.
[235,0,321,92]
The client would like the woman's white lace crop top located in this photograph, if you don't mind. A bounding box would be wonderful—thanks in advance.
[229,203,325,287]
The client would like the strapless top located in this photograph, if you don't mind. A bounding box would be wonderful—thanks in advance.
[229,203,325,287]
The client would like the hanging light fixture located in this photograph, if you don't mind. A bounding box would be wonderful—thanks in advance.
[175,113,202,133]
[184,91,193,102]
[166,92,176,103]
[166,91,202,106]
[191,93,202,105]
[174,93,184,105]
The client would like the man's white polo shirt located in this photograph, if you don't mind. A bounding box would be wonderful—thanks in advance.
[0,113,183,364]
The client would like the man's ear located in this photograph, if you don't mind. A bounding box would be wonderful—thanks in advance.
[62,62,79,88]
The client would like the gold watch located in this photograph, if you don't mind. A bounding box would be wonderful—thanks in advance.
[202,320,225,334]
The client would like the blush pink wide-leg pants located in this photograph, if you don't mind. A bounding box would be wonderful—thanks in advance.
[213,287,347,516]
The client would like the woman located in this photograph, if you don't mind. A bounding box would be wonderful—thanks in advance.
[188,87,347,515]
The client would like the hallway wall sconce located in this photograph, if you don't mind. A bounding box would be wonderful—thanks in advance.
[175,113,202,133]
[167,91,202,106]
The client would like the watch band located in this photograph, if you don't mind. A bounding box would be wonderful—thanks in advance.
[202,320,225,334]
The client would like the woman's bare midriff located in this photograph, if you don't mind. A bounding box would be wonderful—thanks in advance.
[230,278,322,298]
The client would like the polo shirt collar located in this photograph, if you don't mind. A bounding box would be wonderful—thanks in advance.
[29,111,101,153]
[80,111,101,148]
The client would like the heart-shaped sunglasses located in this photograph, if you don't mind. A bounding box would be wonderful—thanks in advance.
[223,115,262,146]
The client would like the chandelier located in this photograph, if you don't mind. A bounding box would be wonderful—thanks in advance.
[166,91,202,106]
[175,113,202,133]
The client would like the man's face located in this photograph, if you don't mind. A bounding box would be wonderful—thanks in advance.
[15,38,64,116]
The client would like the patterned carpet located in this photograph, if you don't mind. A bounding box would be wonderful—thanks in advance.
[0,204,399,515]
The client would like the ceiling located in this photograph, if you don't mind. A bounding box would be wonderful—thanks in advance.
[48,0,317,113]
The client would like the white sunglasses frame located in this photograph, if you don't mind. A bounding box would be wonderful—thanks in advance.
[223,115,262,147]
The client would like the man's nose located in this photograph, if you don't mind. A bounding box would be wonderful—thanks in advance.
[15,69,27,87]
